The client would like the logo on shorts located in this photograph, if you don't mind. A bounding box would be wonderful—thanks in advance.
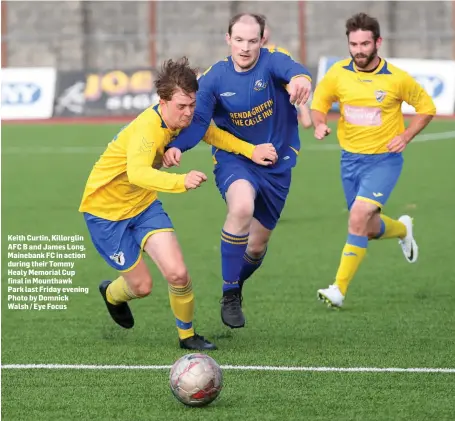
[375,90,387,103]
[109,251,125,266]
[254,79,268,91]
[373,192,383,197]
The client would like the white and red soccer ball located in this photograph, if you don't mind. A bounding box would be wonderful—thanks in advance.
[169,353,223,407]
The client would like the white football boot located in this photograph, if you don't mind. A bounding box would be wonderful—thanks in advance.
[398,215,418,263]
[317,284,345,308]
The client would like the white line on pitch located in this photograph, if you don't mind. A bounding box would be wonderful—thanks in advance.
[2,364,455,373]
[2,130,454,155]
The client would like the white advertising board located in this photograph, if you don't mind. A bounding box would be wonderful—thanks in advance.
[2,67,57,119]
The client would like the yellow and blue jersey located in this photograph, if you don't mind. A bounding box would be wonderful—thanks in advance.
[79,104,255,221]
[311,58,436,154]
[167,48,312,172]
[265,44,292,57]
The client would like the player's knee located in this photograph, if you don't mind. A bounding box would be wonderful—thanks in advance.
[247,241,268,258]
[226,181,255,224]
[227,201,254,223]
[226,194,255,228]
[349,201,378,232]
[129,276,153,297]
[164,265,189,287]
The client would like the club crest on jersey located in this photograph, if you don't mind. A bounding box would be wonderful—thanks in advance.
[254,79,268,91]
[375,90,386,103]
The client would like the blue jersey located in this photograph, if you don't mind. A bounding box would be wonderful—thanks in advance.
[167,48,312,172]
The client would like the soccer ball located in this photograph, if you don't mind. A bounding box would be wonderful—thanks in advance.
[169,353,223,407]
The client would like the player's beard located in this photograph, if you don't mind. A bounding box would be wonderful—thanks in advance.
[351,46,378,70]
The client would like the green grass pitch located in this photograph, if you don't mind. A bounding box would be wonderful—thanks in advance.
[2,119,455,420]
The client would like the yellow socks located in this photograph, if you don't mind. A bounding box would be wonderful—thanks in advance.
[168,280,195,340]
[374,215,407,240]
[106,276,195,340]
[106,276,138,305]
[334,234,368,296]
[334,216,407,296]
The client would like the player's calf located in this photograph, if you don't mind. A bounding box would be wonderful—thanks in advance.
[317,201,375,308]
[144,231,217,349]
[238,232,269,291]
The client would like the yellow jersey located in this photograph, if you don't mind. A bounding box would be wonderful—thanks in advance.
[311,58,436,154]
[266,44,292,57]
[79,104,255,221]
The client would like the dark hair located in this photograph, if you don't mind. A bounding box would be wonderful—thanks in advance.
[345,13,381,41]
[154,57,198,101]
[228,13,266,38]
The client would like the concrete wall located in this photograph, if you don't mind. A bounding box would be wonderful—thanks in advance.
[4,1,454,70]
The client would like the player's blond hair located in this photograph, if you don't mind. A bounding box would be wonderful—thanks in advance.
[155,57,199,101]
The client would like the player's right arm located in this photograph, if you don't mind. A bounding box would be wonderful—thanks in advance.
[126,124,206,192]
[166,66,218,153]
[310,66,339,139]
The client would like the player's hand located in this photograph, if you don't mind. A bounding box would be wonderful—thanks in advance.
[184,171,207,190]
[163,147,182,168]
[251,143,278,166]
[314,123,331,140]
[387,134,409,153]
[288,76,312,106]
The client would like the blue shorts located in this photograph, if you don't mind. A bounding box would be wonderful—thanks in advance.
[214,162,292,230]
[341,150,403,210]
[83,200,174,272]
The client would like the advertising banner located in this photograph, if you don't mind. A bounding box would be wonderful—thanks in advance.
[2,67,57,119]
[54,68,159,117]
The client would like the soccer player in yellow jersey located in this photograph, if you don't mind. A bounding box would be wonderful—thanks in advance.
[311,13,436,308]
[262,18,312,129]
[79,57,278,349]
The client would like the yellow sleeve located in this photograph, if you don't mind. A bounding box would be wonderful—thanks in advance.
[400,72,436,115]
[311,66,339,114]
[126,124,187,193]
[203,125,255,159]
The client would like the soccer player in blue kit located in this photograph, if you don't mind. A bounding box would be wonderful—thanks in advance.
[163,13,312,328]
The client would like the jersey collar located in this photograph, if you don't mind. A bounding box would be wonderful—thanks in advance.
[346,58,390,75]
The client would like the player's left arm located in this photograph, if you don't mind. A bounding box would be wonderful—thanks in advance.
[268,52,312,106]
[298,102,313,129]
[387,73,436,152]
[203,125,278,166]
[126,125,188,193]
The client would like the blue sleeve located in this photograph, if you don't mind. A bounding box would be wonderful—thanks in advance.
[268,52,312,85]
[166,68,218,152]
